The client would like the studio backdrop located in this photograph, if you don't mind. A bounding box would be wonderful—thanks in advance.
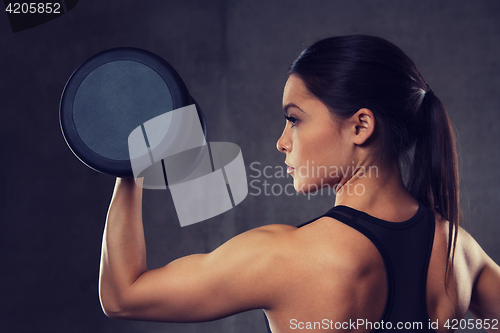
[1,1,499,332]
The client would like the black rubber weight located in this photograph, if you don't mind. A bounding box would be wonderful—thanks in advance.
[60,47,204,178]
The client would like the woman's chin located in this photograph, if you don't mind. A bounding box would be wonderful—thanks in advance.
[294,180,319,194]
[294,178,337,194]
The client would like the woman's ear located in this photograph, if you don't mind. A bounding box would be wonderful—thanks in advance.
[350,108,375,146]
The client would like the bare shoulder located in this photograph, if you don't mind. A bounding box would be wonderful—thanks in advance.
[249,223,298,235]
[431,212,487,288]
[453,221,500,323]
[222,216,383,280]
[212,217,386,287]
[429,211,500,324]
[457,227,488,268]
[292,216,386,273]
[262,216,387,321]
[207,223,298,263]
[432,211,486,270]
[216,223,298,253]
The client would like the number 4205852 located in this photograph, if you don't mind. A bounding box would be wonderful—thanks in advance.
[5,3,61,14]
[444,318,498,330]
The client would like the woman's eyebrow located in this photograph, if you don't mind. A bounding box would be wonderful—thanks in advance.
[283,103,306,116]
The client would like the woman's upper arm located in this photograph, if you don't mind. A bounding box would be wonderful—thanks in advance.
[469,251,500,327]
[108,224,296,322]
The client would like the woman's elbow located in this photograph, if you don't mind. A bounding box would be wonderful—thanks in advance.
[99,290,133,319]
[100,299,120,319]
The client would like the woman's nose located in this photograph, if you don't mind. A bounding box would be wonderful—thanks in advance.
[276,129,291,153]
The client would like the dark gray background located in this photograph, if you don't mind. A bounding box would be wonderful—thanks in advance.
[1,1,499,332]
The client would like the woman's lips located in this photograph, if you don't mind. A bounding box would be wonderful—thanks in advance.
[287,166,295,174]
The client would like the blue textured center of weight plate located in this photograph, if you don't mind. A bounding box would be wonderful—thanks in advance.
[73,60,173,161]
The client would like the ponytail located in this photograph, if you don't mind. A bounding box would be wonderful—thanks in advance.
[408,89,459,282]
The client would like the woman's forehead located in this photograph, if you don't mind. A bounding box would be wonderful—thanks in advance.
[283,76,318,109]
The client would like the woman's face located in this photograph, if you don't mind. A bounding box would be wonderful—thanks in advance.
[277,75,353,193]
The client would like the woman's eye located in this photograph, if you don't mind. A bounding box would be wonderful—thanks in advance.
[284,115,299,127]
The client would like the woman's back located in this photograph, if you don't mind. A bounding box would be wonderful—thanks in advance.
[262,204,493,333]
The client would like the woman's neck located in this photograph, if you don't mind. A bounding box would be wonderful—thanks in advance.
[333,161,419,222]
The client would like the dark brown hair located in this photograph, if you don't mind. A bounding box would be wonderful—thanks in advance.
[289,35,459,280]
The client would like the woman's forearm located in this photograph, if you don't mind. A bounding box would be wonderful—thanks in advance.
[99,178,147,317]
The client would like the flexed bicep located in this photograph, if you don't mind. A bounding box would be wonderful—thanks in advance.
[101,221,296,322]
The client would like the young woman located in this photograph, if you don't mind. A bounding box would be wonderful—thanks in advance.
[99,35,500,332]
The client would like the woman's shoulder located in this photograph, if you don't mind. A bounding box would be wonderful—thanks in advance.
[291,216,386,274]
[435,213,500,321]
[261,217,387,316]
[427,210,495,320]
[432,211,488,273]
[241,217,381,271]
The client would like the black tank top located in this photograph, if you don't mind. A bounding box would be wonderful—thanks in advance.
[264,204,436,333]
